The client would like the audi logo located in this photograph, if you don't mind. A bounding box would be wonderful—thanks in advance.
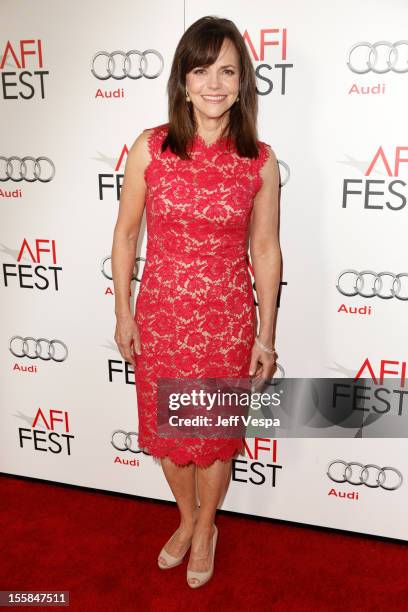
[91,50,164,80]
[347,41,408,74]
[111,430,150,454]
[327,460,403,490]
[277,160,289,187]
[101,255,145,281]
[9,336,68,362]
[336,270,408,300]
[0,156,55,182]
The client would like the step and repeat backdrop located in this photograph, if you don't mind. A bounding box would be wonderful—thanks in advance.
[1,0,407,541]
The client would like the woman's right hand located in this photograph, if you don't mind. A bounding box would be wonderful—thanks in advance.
[114,314,141,364]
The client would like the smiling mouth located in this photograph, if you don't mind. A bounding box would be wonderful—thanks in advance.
[201,95,227,103]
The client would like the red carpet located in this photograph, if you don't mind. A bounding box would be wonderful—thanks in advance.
[0,474,407,611]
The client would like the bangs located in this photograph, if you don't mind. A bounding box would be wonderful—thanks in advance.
[184,32,226,72]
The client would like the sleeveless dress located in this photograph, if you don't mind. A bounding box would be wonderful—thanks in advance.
[133,122,271,467]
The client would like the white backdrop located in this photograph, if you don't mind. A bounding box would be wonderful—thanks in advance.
[1,0,407,541]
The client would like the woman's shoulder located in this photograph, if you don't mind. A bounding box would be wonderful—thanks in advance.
[255,138,277,167]
[142,122,169,139]
[139,123,169,154]
[256,138,274,155]
[126,123,168,164]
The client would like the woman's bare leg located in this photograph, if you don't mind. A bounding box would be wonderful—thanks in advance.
[159,457,198,563]
[187,459,232,582]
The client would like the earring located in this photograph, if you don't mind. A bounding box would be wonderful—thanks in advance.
[186,89,190,102]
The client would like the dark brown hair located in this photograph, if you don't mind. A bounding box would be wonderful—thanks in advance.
[162,15,260,160]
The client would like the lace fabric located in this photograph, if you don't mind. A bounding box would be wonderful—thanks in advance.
[134,123,272,467]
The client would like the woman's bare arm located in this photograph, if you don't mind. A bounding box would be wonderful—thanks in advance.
[111,128,152,320]
[112,128,152,362]
[249,146,281,350]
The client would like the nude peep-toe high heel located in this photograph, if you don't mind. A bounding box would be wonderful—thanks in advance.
[158,508,199,569]
[187,524,218,588]
[157,527,192,569]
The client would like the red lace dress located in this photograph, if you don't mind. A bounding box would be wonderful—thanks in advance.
[134,122,271,467]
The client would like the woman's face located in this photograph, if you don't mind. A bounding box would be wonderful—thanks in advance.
[185,38,240,123]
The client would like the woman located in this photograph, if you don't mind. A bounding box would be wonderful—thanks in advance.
[111,16,281,588]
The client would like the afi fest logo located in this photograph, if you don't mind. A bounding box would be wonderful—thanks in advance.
[232,438,282,487]
[2,238,62,291]
[0,39,49,99]
[243,28,293,95]
[96,145,128,200]
[337,358,407,420]
[342,146,408,212]
[19,408,75,455]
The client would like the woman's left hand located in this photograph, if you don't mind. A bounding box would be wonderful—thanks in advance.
[248,343,277,389]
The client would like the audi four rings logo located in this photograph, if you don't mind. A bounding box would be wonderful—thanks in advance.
[277,160,289,187]
[347,41,408,74]
[0,156,55,182]
[336,270,408,300]
[9,336,68,362]
[111,430,150,454]
[327,460,403,490]
[101,255,145,281]
[91,50,164,80]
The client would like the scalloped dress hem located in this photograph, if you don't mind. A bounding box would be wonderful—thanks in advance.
[138,439,245,468]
